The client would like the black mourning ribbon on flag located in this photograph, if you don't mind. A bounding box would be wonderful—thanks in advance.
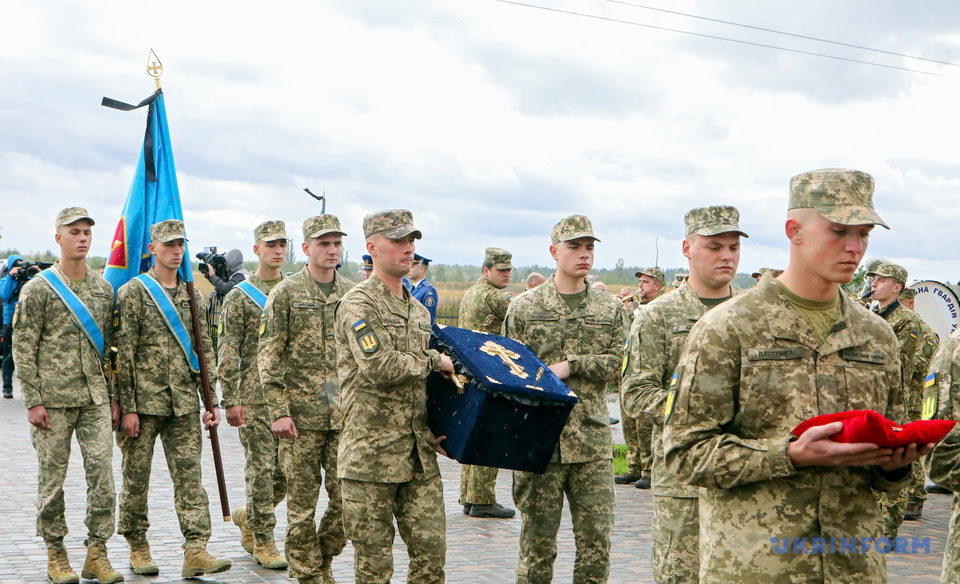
[101,88,163,182]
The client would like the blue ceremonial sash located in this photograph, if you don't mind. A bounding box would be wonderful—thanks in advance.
[37,270,105,359]
[134,274,200,372]
[235,280,267,310]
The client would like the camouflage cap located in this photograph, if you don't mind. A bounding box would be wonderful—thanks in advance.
[362,254,373,270]
[899,287,916,300]
[789,168,888,229]
[684,205,749,238]
[55,207,95,229]
[484,247,513,270]
[551,214,600,245]
[302,214,346,241]
[635,267,665,285]
[254,220,287,243]
[867,262,907,285]
[150,219,187,243]
[363,209,422,240]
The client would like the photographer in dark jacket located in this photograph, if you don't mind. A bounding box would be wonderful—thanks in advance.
[1,254,28,397]
[203,248,247,296]
[201,248,246,356]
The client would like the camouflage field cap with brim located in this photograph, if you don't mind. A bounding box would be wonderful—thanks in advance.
[363,209,422,240]
[303,215,346,241]
[551,214,599,245]
[635,267,665,285]
[867,262,907,285]
[789,168,889,229]
[899,287,916,300]
[684,205,749,238]
[254,220,287,243]
[56,207,95,230]
[484,247,513,270]
[151,219,187,243]
[362,254,373,270]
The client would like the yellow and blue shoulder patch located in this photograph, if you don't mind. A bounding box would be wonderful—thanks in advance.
[664,372,679,423]
[922,372,938,420]
[909,331,918,340]
[353,319,379,353]
[620,338,630,376]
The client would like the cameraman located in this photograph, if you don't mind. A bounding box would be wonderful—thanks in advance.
[202,248,247,297]
[1,254,27,398]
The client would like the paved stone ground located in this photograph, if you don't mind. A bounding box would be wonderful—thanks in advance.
[0,385,951,583]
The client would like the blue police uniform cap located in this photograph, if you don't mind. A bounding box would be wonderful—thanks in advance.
[413,254,432,266]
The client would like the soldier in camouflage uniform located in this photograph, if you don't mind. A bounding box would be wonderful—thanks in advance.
[258,215,353,584]
[502,215,628,584]
[664,169,931,583]
[335,209,455,584]
[621,205,746,584]
[13,208,123,584]
[219,220,289,568]
[866,262,924,538]
[921,331,960,583]
[615,267,665,490]
[457,247,517,519]
[899,287,939,519]
[115,220,231,578]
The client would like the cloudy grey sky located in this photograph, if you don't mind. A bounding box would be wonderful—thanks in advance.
[2,0,959,280]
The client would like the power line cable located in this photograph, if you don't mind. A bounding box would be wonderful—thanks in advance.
[491,0,940,76]
[600,0,960,67]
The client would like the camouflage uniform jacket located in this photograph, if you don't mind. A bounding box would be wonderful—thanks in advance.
[621,281,716,497]
[334,274,443,483]
[664,278,908,580]
[115,268,217,417]
[458,276,512,333]
[907,317,939,416]
[218,273,283,408]
[922,332,960,583]
[923,332,960,490]
[258,267,353,430]
[879,300,922,393]
[502,275,628,464]
[12,264,115,409]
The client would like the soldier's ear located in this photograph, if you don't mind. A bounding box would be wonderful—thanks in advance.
[549,244,558,261]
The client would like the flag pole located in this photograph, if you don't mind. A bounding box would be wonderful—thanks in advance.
[147,50,231,522]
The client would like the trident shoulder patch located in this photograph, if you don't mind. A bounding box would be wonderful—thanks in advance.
[353,319,379,353]
[259,311,267,337]
[664,372,679,423]
[921,372,939,421]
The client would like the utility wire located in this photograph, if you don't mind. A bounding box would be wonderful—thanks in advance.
[600,0,960,68]
[492,0,940,76]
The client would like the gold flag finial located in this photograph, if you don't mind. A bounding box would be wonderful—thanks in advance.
[146,48,163,89]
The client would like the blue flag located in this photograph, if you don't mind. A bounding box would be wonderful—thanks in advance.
[102,89,192,292]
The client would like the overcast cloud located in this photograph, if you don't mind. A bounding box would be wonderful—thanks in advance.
[1,0,959,281]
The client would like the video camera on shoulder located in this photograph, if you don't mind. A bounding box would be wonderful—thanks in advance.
[11,261,52,283]
[196,246,229,280]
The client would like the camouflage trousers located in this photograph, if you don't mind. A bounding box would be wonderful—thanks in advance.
[513,459,615,584]
[459,464,499,506]
[619,391,650,476]
[116,412,212,548]
[874,488,906,540]
[652,496,699,584]
[239,404,287,543]
[906,409,927,506]
[940,492,960,584]
[31,402,115,547]
[278,429,346,580]
[341,474,446,584]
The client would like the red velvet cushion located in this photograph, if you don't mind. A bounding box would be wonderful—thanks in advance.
[791,410,956,447]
